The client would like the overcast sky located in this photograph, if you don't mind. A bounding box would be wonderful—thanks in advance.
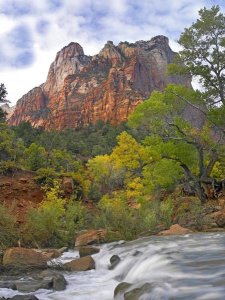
[0,0,224,105]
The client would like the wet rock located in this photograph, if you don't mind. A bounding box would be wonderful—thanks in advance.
[132,250,142,256]
[37,270,67,291]
[10,296,39,300]
[114,282,132,298]
[124,283,153,300]
[109,255,121,270]
[64,256,95,271]
[79,246,100,257]
[52,274,67,291]
[158,224,193,236]
[3,248,48,270]
[75,229,107,247]
[16,280,52,293]
[0,282,17,290]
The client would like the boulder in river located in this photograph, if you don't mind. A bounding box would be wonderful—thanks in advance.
[114,282,132,298]
[79,246,100,257]
[3,248,48,270]
[109,255,121,270]
[0,282,17,290]
[38,270,67,291]
[75,229,107,247]
[64,256,95,271]
[124,283,153,300]
[158,224,193,236]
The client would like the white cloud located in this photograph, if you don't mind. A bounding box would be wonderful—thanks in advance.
[0,0,221,104]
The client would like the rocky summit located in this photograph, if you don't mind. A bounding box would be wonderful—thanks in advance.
[9,35,191,130]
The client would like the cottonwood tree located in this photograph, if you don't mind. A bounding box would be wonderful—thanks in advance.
[129,6,225,202]
[129,85,224,202]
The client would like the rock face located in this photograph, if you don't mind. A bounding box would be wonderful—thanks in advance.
[9,36,191,130]
[1,103,15,119]
[0,171,44,223]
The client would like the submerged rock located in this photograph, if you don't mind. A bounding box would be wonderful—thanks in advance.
[124,283,153,300]
[0,270,67,293]
[115,282,169,300]
[52,274,67,291]
[64,256,95,271]
[114,282,132,298]
[16,280,51,293]
[109,255,121,270]
[8,296,39,300]
[0,282,17,290]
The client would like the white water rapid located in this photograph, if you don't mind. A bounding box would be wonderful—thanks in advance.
[1,232,225,299]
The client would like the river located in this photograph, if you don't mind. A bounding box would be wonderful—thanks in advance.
[1,232,225,299]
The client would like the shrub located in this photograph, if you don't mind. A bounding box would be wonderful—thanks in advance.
[35,167,58,186]
[160,197,174,227]
[91,194,162,240]
[174,196,202,227]
[0,203,18,249]
[23,182,88,247]
[24,183,66,247]
[0,161,17,175]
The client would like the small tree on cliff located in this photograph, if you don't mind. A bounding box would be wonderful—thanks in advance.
[0,83,8,104]
[0,83,9,122]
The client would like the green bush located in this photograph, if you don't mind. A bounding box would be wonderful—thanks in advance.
[35,167,58,186]
[160,197,174,227]
[0,161,18,175]
[174,196,202,227]
[91,195,162,240]
[23,183,88,247]
[0,204,18,249]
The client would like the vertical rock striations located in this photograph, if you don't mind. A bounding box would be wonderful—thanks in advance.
[9,36,191,130]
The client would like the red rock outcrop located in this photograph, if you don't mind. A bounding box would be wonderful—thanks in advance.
[9,36,191,130]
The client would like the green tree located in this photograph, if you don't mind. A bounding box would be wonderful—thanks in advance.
[129,84,225,202]
[0,83,9,122]
[0,83,8,105]
[25,143,47,171]
[0,124,25,174]
[88,154,124,197]
[169,5,225,118]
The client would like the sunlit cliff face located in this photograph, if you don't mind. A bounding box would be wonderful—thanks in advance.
[9,36,191,130]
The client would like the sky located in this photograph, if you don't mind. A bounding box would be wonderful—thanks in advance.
[0,0,224,105]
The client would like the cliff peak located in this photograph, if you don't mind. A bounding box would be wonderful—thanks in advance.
[56,42,84,59]
[9,36,191,130]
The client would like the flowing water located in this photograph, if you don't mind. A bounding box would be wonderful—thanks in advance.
[1,232,225,299]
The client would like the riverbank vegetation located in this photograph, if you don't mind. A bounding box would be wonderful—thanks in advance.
[0,6,224,249]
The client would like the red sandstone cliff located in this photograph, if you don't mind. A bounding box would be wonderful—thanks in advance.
[9,36,191,130]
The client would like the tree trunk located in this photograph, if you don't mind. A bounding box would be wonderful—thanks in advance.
[193,181,207,203]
